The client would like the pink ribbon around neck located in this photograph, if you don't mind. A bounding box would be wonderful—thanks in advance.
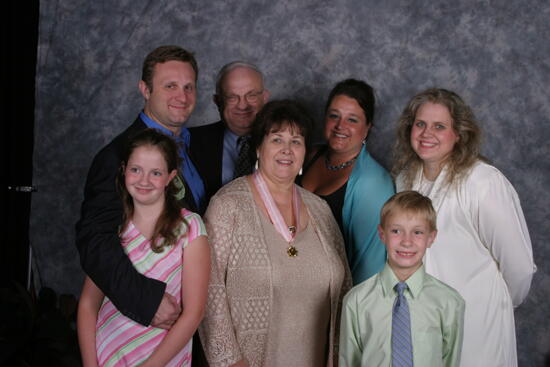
[253,171,301,243]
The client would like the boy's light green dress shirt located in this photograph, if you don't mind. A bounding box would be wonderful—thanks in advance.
[339,263,465,367]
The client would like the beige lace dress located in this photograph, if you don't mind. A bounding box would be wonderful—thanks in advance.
[199,177,352,367]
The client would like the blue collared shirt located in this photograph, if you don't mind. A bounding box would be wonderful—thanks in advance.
[139,112,206,212]
[222,128,241,185]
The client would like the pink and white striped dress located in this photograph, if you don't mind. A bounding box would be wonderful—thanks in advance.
[95,209,206,367]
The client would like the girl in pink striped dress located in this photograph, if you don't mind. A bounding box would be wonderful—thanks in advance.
[77,129,210,367]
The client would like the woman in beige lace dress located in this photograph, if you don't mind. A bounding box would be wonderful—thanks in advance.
[199,100,352,367]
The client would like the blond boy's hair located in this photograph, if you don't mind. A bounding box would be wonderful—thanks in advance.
[380,191,437,231]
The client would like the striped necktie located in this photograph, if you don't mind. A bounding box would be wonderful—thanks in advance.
[392,282,414,367]
[234,135,252,178]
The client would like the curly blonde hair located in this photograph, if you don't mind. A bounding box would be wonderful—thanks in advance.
[392,88,482,188]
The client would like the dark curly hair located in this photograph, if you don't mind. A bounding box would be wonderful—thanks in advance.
[250,99,314,155]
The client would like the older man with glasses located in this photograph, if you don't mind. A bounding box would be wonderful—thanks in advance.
[189,61,270,201]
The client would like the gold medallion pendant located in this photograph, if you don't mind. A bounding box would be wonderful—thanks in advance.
[287,246,298,257]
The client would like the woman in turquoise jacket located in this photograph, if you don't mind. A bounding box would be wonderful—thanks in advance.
[300,79,394,284]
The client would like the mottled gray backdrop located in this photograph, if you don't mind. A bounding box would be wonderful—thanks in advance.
[32,0,549,365]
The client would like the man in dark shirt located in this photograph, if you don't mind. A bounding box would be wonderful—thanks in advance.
[75,45,205,330]
[189,61,269,201]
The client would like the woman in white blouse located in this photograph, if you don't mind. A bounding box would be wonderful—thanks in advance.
[393,88,536,367]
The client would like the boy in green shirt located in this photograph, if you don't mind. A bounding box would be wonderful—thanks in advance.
[339,191,465,367]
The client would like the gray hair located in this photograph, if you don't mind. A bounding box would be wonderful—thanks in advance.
[215,61,265,96]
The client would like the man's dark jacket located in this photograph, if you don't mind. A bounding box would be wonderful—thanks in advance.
[75,117,196,325]
[189,121,225,203]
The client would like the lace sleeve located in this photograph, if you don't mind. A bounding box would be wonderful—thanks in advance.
[199,194,244,366]
[327,204,353,366]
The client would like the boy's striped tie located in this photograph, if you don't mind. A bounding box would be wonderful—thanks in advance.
[392,282,414,367]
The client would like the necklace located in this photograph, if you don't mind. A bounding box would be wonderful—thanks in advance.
[253,171,301,257]
[325,153,358,171]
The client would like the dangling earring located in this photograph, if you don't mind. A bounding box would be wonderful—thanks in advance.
[298,167,303,176]
[255,154,259,171]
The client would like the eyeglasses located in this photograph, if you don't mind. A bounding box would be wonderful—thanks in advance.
[224,90,264,105]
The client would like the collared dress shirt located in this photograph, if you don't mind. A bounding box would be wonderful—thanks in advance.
[221,128,240,185]
[140,112,206,212]
[339,263,465,367]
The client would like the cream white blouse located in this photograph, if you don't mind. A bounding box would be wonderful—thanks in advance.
[397,160,536,367]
